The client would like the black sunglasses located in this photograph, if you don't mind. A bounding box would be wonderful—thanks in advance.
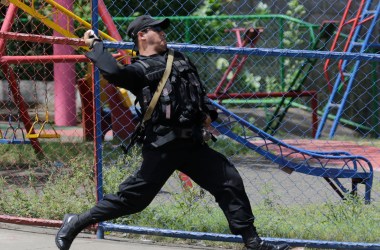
[142,26,163,33]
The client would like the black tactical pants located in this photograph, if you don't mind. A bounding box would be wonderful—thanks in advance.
[90,139,254,234]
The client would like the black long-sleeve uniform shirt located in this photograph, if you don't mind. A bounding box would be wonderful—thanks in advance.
[85,42,217,146]
[85,42,148,96]
[85,42,217,119]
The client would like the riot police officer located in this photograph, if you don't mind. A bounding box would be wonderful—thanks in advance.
[55,15,290,250]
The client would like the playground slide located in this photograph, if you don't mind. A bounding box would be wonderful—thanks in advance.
[211,101,373,203]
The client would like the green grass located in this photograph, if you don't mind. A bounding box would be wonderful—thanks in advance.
[0,140,379,247]
[0,141,94,167]
[254,198,380,242]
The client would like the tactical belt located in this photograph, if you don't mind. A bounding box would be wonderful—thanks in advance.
[175,128,193,138]
[151,127,195,148]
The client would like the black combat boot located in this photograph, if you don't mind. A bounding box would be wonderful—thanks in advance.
[241,226,290,250]
[55,211,95,250]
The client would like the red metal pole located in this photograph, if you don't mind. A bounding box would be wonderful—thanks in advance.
[77,78,95,141]
[214,54,240,94]
[0,4,18,55]
[222,55,249,93]
[323,0,353,92]
[0,31,86,47]
[178,172,193,189]
[103,84,136,140]
[338,0,366,83]
[214,28,263,94]
[0,214,61,227]
[1,64,43,155]
[98,0,130,63]
[0,214,96,231]
[214,29,244,94]
[0,5,43,155]
[98,0,122,40]
[0,55,89,63]
[311,92,318,138]
[98,1,138,137]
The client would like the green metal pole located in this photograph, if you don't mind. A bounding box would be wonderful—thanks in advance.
[185,19,190,43]
[112,14,319,30]
[279,19,285,91]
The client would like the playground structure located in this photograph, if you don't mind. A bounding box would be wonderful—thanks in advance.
[316,0,380,139]
[0,0,379,249]
[1,1,378,144]
[209,1,380,139]
[207,25,322,137]
[0,0,137,145]
[0,0,191,187]
[263,21,337,136]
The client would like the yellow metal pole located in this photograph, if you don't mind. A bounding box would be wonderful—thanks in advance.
[8,0,133,110]
[45,0,116,41]
[8,0,88,50]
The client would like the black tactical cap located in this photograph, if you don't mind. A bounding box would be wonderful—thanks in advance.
[127,15,170,40]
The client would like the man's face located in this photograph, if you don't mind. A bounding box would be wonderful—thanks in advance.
[141,26,167,53]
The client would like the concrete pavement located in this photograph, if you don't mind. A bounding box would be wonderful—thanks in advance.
[0,223,227,250]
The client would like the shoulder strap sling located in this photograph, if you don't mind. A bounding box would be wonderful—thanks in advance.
[122,49,174,154]
[142,48,174,125]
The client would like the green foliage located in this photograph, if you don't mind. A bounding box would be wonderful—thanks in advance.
[210,2,273,93]
[103,0,203,17]
[73,0,92,22]
[0,155,95,219]
[114,202,228,234]
[0,142,92,168]
[113,184,229,234]
[255,188,380,242]
[0,141,379,243]
[245,2,271,28]
[193,0,222,16]
[36,156,96,219]
[209,137,250,157]
[102,146,142,194]
[0,141,95,219]
[213,1,308,94]
[190,0,234,45]
[280,0,307,92]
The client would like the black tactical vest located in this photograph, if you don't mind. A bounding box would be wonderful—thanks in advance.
[136,51,207,126]
[133,51,209,147]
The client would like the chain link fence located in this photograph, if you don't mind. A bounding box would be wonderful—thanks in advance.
[0,0,379,248]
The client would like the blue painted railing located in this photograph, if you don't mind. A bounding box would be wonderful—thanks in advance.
[95,34,377,249]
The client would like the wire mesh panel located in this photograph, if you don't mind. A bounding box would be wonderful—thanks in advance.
[0,0,97,221]
[0,0,379,248]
